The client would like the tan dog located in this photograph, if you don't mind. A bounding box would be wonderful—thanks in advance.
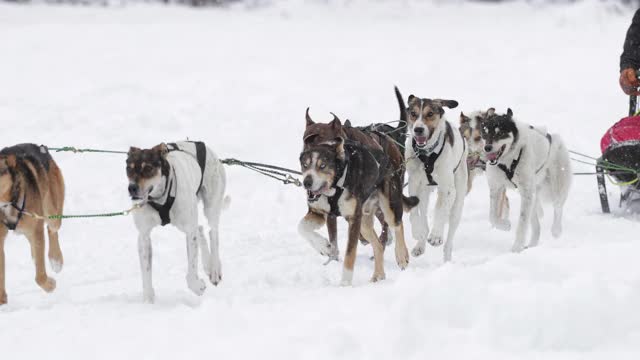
[0,144,65,305]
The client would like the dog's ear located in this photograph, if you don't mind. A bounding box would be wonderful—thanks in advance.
[0,155,16,170]
[408,95,417,104]
[460,112,469,124]
[335,136,345,161]
[507,108,513,118]
[151,143,169,157]
[128,147,141,155]
[344,119,352,127]
[486,108,496,117]
[438,100,459,109]
[305,107,315,127]
[329,113,342,131]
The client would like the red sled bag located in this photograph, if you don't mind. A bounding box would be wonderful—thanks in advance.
[601,115,640,153]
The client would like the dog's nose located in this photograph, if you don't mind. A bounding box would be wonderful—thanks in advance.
[128,183,139,196]
[414,127,425,135]
[484,144,493,153]
[303,176,313,189]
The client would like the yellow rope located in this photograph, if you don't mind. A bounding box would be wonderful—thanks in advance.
[606,173,639,186]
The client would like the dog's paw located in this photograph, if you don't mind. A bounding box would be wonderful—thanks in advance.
[187,276,206,296]
[340,270,353,287]
[411,244,426,257]
[493,219,511,232]
[396,247,409,270]
[552,222,562,238]
[0,291,6,305]
[49,258,63,273]
[370,272,386,283]
[209,262,222,286]
[427,235,443,247]
[511,241,525,253]
[142,290,155,304]
[36,276,56,293]
[313,239,333,257]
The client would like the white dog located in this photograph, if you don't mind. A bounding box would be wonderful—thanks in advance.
[126,141,227,303]
[403,95,468,262]
[481,109,571,252]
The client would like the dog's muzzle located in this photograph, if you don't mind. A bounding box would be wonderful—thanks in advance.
[484,144,506,165]
[414,127,428,147]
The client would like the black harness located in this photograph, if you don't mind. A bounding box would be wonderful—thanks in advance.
[4,195,26,231]
[495,133,552,188]
[148,168,176,226]
[148,141,207,226]
[415,122,464,186]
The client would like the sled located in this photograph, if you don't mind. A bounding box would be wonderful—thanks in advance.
[597,95,640,213]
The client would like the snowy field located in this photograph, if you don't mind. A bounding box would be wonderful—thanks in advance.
[1,1,639,359]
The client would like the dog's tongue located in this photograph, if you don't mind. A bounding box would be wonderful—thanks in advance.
[415,136,427,146]
[486,152,499,161]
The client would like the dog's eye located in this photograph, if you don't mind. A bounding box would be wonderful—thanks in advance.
[319,163,326,170]
[410,112,418,118]
[427,112,434,117]
[143,165,154,175]
[126,167,134,175]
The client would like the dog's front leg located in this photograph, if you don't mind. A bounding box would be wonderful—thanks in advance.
[408,178,429,247]
[298,211,332,257]
[185,230,206,296]
[490,185,511,231]
[326,215,339,261]
[513,185,535,253]
[137,230,155,303]
[428,182,456,247]
[0,226,7,305]
[341,203,363,286]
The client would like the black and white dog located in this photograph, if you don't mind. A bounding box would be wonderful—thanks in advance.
[403,94,468,262]
[126,141,227,303]
[481,109,571,252]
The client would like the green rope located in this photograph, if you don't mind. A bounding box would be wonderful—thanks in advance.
[48,146,127,154]
[22,204,142,221]
[47,211,131,220]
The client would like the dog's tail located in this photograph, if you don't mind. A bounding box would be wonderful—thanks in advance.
[222,196,231,210]
[402,195,419,212]
[394,86,408,146]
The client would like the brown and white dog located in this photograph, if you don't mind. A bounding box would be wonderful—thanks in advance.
[127,141,227,303]
[299,112,417,285]
[403,94,467,262]
[459,109,510,220]
[0,144,65,305]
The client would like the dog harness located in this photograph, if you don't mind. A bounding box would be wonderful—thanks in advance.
[167,141,207,194]
[3,195,26,231]
[148,141,207,226]
[495,132,552,188]
[148,167,177,226]
[415,122,464,186]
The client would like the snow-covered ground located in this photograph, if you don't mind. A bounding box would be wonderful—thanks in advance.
[1,1,639,359]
